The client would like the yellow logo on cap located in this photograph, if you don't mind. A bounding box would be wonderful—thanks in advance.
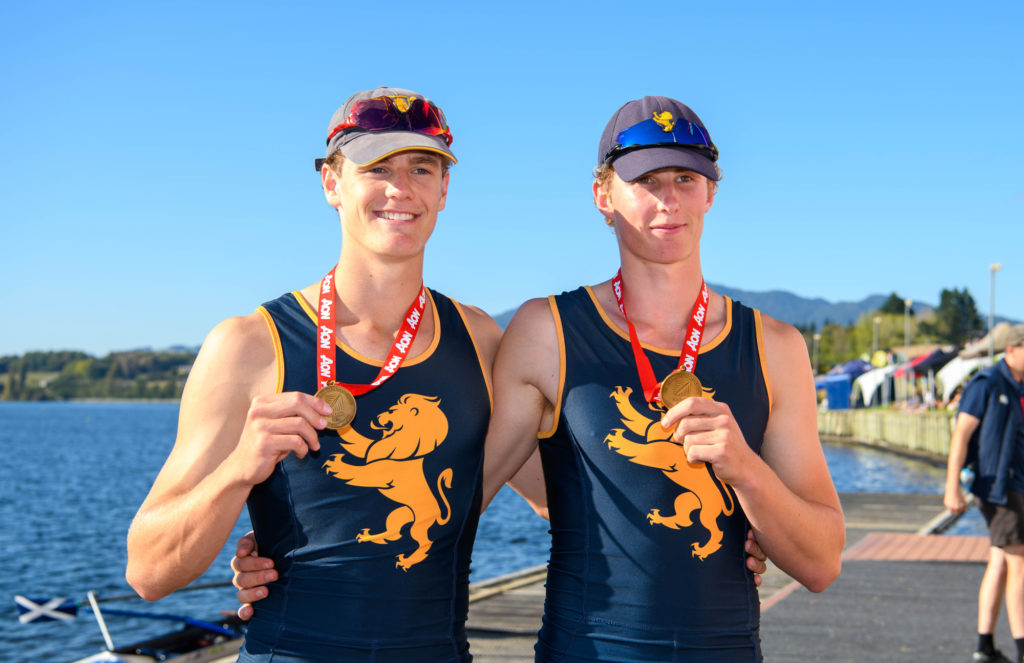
[392,96,412,113]
[653,111,675,132]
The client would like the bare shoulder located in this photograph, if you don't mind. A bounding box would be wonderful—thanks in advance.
[456,302,503,364]
[194,312,276,390]
[501,297,559,362]
[180,311,278,425]
[497,297,559,397]
[758,310,804,352]
[758,312,812,382]
[203,311,276,358]
[143,311,278,499]
[505,296,557,339]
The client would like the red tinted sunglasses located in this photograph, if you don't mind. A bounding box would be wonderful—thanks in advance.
[327,96,453,147]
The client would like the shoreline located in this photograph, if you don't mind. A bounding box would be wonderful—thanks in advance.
[818,409,954,461]
[1,401,956,465]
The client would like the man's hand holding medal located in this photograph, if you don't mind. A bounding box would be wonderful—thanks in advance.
[226,392,331,487]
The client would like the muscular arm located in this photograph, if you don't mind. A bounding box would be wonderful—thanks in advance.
[455,301,551,516]
[481,298,558,515]
[507,449,549,520]
[126,313,328,600]
[944,412,980,514]
[665,315,843,592]
[748,319,844,591]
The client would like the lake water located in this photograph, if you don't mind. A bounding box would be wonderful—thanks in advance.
[0,402,979,662]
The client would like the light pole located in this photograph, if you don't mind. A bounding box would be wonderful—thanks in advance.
[813,333,821,376]
[904,299,913,403]
[990,263,1002,364]
[873,315,881,357]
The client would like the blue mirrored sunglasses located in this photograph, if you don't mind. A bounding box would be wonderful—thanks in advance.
[604,118,718,164]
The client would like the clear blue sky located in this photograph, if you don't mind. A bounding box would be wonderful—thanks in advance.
[2,1,1021,356]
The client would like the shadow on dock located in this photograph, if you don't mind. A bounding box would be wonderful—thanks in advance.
[466,493,1001,662]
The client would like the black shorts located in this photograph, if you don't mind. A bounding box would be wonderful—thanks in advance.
[979,491,1024,548]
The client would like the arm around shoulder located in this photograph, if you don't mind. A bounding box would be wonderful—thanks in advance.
[481,298,559,514]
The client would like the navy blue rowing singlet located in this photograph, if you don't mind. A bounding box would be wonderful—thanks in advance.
[238,288,491,663]
[536,286,771,663]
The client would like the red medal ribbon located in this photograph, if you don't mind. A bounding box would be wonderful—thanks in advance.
[611,269,709,404]
[316,265,427,394]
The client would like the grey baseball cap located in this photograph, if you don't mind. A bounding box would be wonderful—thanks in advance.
[317,86,456,170]
[1007,324,1024,348]
[598,96,719,182]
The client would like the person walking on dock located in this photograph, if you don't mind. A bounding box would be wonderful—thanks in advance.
[946,326,1024,663]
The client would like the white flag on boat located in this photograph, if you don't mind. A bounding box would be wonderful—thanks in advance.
[14,595,77,623]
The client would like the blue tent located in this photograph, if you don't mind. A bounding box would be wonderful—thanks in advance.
[828,359,872,378]
[814,373,853,410]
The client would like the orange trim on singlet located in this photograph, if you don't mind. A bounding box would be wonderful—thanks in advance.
[451,299,494,413]
[289,289,441,367]
[256,305,285,394]
[583,285,733,356]
[538,295,566,440]
[753,309,774,415]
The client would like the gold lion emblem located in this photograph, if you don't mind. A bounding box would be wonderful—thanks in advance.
[604,386,734,560]
[653,111,676,132]
[323,393,452,571]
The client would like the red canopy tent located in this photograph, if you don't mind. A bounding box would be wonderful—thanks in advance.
[893,353,930,379]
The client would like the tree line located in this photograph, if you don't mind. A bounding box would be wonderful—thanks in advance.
[0,287,987,400]
[800,287,983,372]
[0,349,196,401]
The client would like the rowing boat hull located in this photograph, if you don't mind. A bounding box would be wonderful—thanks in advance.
[70,635,241,663]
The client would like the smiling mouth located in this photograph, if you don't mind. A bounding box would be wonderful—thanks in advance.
[376,211,417,222]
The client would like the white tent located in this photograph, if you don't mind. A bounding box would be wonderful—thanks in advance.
[936,354,1002,403]
[852,365,898,407]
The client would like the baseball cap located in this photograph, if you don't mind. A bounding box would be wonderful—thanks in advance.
[317,86,456,170]
[1007,324,1024,348]
[598,96,719,182]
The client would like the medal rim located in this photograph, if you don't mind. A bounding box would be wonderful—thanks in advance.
[315,383,357,430]
[660,369,703,408]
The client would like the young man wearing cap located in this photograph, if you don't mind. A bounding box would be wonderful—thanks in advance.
[126,87,502,662]
[478,96,844,661]
[946,328,1024,663]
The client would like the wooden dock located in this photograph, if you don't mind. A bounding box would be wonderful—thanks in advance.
[466,492,994,662]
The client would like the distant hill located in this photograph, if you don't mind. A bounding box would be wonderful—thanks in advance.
[490,287,923,330]
[710,285,896,328]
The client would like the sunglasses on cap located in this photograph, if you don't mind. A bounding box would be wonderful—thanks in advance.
[604,117,718,164]
[330,95,451,145]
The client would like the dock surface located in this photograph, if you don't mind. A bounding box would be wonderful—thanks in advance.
[466,492,1004,662]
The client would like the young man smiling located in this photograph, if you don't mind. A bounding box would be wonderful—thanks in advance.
[478,95,844,662]
[126,87,501,662]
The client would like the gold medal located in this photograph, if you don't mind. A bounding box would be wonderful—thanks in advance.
[314,383,356,430]
[659,369,704,408]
